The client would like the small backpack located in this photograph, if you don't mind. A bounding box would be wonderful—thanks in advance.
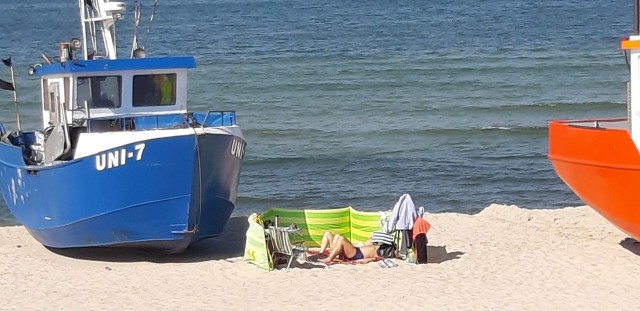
[371,231,397,258]
[376,242,397,258]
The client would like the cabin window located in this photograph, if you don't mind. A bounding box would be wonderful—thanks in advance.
[42,78,70,111]
[63,78,71,109]
[42,80,50,111]
[132,74,176,107]
[49,82,60,114]
[76,76,122,109]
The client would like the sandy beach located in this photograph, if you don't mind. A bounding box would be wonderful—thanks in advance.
[1,204,638,310]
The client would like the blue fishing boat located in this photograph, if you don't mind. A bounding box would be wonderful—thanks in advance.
[0,0,246,253]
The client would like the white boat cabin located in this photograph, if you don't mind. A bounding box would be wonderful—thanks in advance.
[34,56,196,130]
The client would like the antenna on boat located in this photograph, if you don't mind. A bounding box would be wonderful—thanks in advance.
[130,0,142,58]
[633,0,640,36]
[41,53,53,64]
[78,0,126,60]
[142,0,159,52]
[130,0,157,59]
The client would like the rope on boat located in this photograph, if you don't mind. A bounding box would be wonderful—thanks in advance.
[142,0,159,51]
[193,125,203,234]
[625,50,631,72]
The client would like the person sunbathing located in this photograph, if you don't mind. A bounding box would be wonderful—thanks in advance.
[317,232,379,263]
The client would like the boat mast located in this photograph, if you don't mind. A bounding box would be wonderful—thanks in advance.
[635,0,639,35]
[78,0,126,60]
[624,0,640,151]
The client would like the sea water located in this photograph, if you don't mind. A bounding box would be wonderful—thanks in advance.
[0,0,631,226]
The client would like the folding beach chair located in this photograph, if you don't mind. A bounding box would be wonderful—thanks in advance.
[268,227,307,272]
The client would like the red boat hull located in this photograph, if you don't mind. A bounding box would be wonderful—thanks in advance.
[548,119,640,240]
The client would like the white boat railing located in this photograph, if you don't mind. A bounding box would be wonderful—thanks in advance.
[76,111,238,133]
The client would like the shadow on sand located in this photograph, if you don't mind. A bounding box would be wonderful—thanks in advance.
[427,245,464,264]
[620,237,640,256]
[276,244,465,270]
[47,216,250,263]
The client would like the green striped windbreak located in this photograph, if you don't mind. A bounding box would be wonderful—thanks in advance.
[244,207,386,270]
[349,209,383,243]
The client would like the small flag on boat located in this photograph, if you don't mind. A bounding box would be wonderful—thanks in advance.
[0,79,14,91]
[0,57,14,91]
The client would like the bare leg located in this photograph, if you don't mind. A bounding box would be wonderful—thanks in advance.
[319,232,335,254]
[332,234,341,247]
[320,236,357,263]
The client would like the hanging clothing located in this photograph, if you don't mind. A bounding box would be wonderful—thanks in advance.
[412,217,432,264]
[385,193,418,232]
[412,217,431,242]
[398,230,412,258]
[414,234,428,264]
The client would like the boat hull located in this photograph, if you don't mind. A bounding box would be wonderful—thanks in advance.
[0,130,244,253]
[548,119,640,241]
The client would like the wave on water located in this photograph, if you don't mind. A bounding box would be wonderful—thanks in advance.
[480,126,512,130]
[368,125,549,137]
[441,101,625,114]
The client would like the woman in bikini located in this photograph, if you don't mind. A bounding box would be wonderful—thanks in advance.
[317,232,379,263]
